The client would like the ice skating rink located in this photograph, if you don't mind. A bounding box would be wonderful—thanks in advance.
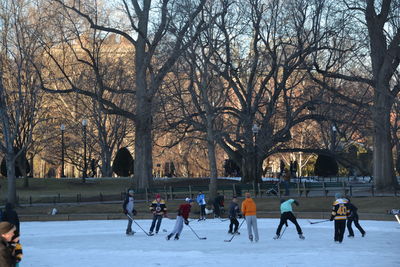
[22,218,399,267]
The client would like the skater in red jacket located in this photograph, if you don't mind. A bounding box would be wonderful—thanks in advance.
[166,198,194,240]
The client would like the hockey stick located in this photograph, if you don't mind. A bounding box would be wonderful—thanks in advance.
[126,214,151,236]
[278,225,287,239]
[186,223,207,240]
[308,219,330,225]
[224,219,246,242]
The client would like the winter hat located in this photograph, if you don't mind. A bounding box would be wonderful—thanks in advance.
[185,197,193,203]
[335,193,342,199]
[0,222,14,235]
[155,194,161,199]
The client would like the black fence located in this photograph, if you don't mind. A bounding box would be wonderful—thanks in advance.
[3,180,397,207]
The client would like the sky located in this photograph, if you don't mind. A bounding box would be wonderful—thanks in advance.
[21,217,400,267]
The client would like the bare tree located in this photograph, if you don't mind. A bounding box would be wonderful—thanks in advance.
[37,0,207,188]
[309,0,400,190]
[195,0,338,183]
[0,0,43,203]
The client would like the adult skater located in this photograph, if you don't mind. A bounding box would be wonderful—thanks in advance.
[330,193,349,243]
[241,192,259,242]
[273,199,305,240]
[166,198,194,240]
[149,194,167,235]
[346,198,366,238]
[122,189,137,235]
[196,191,206,221]
[228,196,241,235]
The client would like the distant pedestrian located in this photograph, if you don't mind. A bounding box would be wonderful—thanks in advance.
[346,198,366,238]
[2,203,20,235]
[279,160,285,177]
[228,196,241,235]
[241,192,259,242]
[196,191,206,221]
[166,198,194,240]
[290,160,298,178]
[213,193,225,218]
[282,168,291,196]
[330,193,350,243]
[122,189,137,235]
[273,199,304,240]
[148,194,167,235]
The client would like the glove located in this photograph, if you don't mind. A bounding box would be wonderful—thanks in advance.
[133,209,137,216]
[184,219,189,225]
[123,209,128,215]
[330,216,334,221]
[238,214,243,219]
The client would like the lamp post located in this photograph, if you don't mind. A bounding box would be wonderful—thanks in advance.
[60,124,65,178]
[332,125,337,151]
[82,119,88,182]
[252,124,260,181]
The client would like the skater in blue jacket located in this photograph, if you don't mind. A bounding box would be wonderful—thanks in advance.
[273,199,304,240]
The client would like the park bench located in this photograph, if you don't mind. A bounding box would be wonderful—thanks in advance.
[299,182,349,197]
[347,183,375,197]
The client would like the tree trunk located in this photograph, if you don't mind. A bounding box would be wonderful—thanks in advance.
[134,96,153,189]
[207,138,218,201]
[372,91,398,190]
[241,149,262,184]
[101,149,113,177]
[6,152,17,205]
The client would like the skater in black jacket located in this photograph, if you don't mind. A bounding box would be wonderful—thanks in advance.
[346,198,366,238]
[228,196,241,234]
[148,194,167,235]
[330,193,350,243]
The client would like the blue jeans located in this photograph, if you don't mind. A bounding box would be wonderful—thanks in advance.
[149,214,163,233]
[283,181,290,196]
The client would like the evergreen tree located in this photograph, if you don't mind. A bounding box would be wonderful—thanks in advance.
[112,147,134,177]
[0,148,30,177]
[314,155,338,177]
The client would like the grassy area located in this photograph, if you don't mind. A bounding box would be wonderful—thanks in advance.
[12,196,399,223]
[1,178,398,221]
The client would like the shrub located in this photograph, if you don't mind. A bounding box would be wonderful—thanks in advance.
[314,154,338,177]
[0,148,31,177]
[112,147,134,177]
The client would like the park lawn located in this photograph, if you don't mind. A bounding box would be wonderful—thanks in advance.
[1,178,398,220]
[13,196,398,221]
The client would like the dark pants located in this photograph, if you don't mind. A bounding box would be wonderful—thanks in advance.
[283,181,290,196]
[347,214,365,236]
[149,215,163,233]
[229,217,239,233]
[334,220,346,242]
[214,204,221,217]
[276,212,302,235]
[199,205,206,219]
